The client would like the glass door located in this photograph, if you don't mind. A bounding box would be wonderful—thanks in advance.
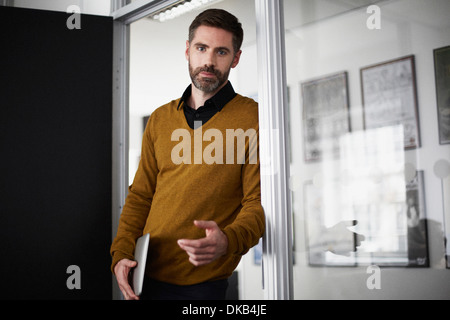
[284,0,450,299]
[126,0,262,300]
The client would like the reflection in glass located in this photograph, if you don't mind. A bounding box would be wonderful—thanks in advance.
[286,0,450,299]
[305,124,429,267]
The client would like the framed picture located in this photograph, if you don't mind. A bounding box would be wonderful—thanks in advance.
[435,160,450,268]
[405,171,429,267]
[361,55,420,149]
[304,170,429,267]
[301,72,351,162]
[434,46,450,145]
[446,175,450,269]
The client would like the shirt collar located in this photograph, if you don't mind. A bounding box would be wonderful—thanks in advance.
[177,81,237,111]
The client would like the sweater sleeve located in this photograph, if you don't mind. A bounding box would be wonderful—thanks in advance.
[223,127,265,256]
[110,114,159,273]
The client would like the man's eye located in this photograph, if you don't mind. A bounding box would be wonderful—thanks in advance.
[197,47,205,52]
[218,50,227,56]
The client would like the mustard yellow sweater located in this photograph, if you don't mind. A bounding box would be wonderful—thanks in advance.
[110,94,265,285]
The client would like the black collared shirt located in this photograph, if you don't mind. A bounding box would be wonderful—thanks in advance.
[177,81,237,129]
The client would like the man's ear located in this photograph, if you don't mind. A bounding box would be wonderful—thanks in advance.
[231,50,242,68]
[185,40,190,61]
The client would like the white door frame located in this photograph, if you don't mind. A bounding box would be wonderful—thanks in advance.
[255,0,293,300]
[110,0,293,300]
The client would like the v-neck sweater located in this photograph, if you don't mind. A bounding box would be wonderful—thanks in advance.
[110,94,265,286]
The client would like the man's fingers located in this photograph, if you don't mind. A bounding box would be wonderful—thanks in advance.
[185,250,216,266]
[185,250,215,259]
[178,239,217,266]
[188,256,213,267]
[178,238,213,249]
[118,280,139,300]
[193,220,218,230]
[124,260,138,268]
[114,259,137,274]
[114,259,139,300]
[178,220,228,267]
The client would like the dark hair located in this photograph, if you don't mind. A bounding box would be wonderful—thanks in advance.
[189,9,244,53]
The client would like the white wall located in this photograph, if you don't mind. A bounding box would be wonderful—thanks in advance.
[128,15,191,180]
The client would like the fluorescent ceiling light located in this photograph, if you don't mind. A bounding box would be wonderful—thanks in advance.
[151,0,224,22]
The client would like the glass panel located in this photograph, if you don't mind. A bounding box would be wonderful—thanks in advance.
[128,0,260,299]
[285,0,450,299]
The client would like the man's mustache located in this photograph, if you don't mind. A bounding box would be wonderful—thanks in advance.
[194,66,221,77]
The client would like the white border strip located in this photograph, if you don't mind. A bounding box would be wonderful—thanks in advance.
[255,0,293,300]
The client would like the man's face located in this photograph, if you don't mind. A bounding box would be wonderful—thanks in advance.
[186,25,241,94]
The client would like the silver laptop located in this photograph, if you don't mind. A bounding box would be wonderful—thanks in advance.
[132,233,150,296]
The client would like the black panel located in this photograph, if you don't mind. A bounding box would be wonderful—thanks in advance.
[0,6,113,299]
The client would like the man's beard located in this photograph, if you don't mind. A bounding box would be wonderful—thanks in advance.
[189,62,230,94]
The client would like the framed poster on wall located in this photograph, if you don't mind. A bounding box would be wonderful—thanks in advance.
[301,72,351,162]
[445,173,450,269]
[434,45,450,145]
[405,171,429,267]
[434,159,450,269]
[361,55,421,149]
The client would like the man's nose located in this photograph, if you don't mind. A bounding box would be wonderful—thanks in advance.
[204,51,216,67]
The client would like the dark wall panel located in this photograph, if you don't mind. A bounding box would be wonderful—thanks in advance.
[0,6,113,299]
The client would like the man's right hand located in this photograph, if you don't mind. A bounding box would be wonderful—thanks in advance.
[114,259,139,300]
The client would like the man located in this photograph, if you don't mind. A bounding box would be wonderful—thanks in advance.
[110,8,264,300]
